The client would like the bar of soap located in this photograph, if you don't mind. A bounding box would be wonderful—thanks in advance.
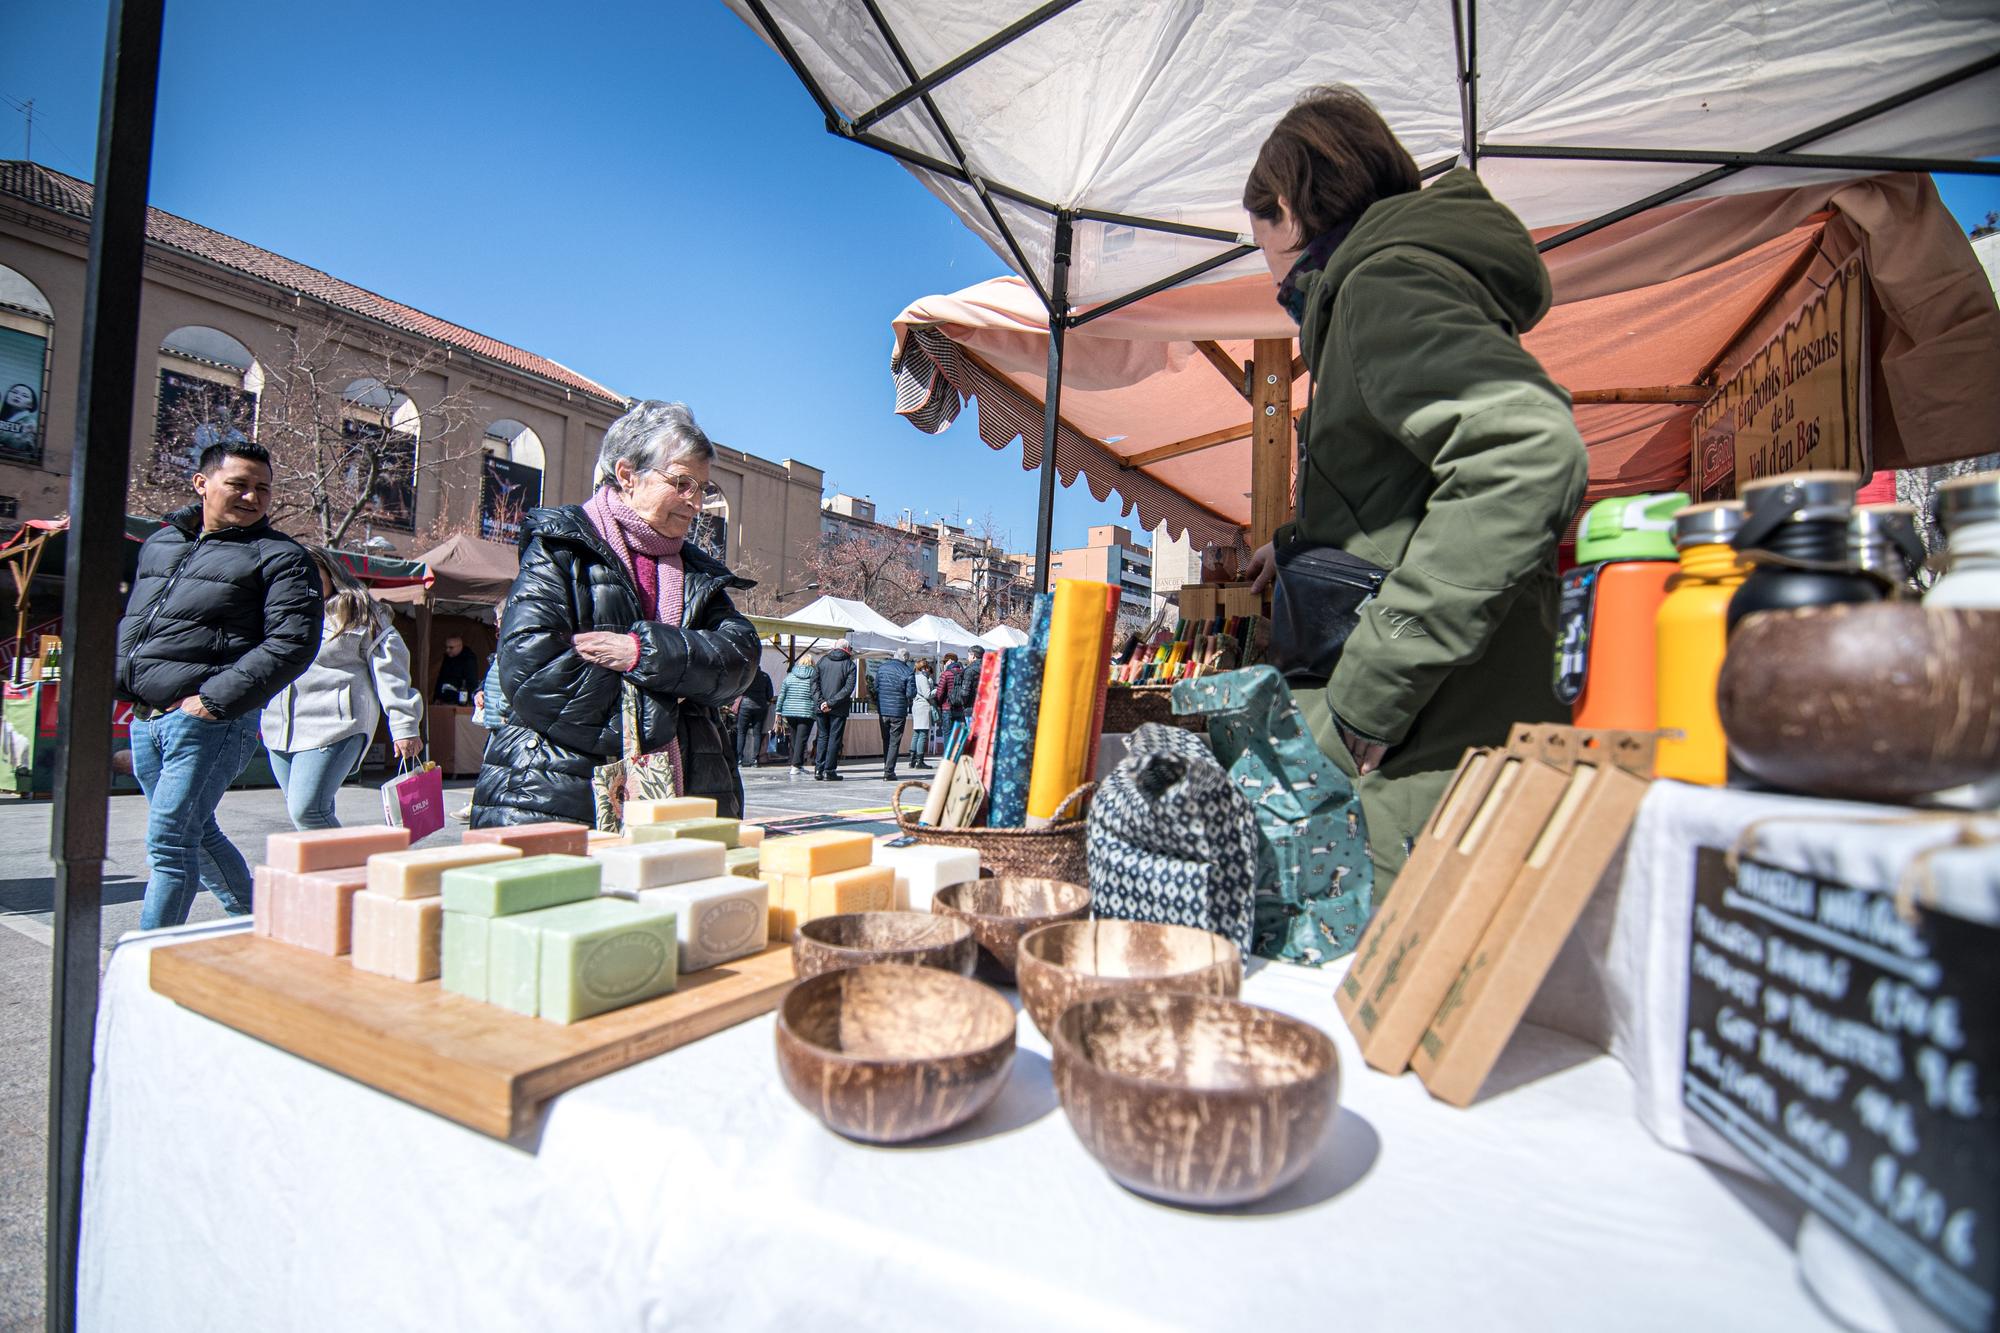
[440,854,601,917]
[487,913,546,1016]
[592,839,727,893]
[351,891,443,982]
[761,830,873,877]
[442,912,492,1002]
[252,866,275,939]
[807,864,895,921]
[762,872,798,942]
[464,821,590,857]
[639,875,770,973]
[874,842,980,912]
[531,898,680,1024]
[654,817,741,848]
[586,831,627,849]
[268,866,371,955]
[725,846,762,878]
[737,825,764,849]
[366,844,521,900]
[624,796,718,825]
[267,825,411,873]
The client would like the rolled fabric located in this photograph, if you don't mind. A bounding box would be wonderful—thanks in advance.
[918,756,958,827]
[969,649,1005,796]
[1027,579,1114,824]
[988,594,1053,828]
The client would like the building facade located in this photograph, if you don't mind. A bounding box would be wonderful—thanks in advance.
[932,519,1032,623]
[0,161,821,601]
[821,493,940,587]
[1048,523,1153,622]
[1148,520,1203,621]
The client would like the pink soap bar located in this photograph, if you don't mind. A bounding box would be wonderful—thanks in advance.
[464,822,590,857]
[350,890,443,982]
[252,866,274,939]
[271,866,371,955]
[267,825,411,873]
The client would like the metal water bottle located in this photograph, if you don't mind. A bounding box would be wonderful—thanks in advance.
[1726,471,1881,633]
[1927,471,2000,609]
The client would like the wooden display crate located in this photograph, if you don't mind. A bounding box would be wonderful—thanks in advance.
[1177,581,1266,622]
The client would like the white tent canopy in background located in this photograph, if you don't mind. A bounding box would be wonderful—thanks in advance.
[980,624,1029,650]
[785,595,918,654]
[724,2,1999,309]
[899,613,985,658]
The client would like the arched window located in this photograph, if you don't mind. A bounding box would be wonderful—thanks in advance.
[341,378,420,533]
[479,418,545,543]
[152,325,261,489]
[0,264,52,466]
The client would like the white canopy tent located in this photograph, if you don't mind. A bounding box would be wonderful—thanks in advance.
[786,594,920,654]
[899,613,986,658]
[725,0,2000,576]
[980,624,1030,650]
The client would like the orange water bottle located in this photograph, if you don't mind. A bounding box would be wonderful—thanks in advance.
[1654,503,1747,786]
[1555,493,1688,729]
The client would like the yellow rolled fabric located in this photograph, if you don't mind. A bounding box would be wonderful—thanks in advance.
[1026,578,1113,823]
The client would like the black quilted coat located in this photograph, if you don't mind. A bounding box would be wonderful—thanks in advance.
[114,506,323,720]
[471,505,761,827]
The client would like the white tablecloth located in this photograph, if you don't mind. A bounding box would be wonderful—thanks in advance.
[80,918,1839,1331]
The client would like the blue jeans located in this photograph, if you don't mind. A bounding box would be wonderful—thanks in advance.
[128,709,263,929]
[269,733,370,831]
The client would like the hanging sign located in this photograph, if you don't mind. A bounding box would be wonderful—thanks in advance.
[1683,848,1997,1332]
[0,327,47,464]
[1692,256,1869,502]
[479,453,542,544]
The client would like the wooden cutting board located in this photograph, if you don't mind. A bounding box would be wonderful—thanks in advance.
[150,933,797,1139]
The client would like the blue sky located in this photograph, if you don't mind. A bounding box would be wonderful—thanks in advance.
[5,4,1998,558]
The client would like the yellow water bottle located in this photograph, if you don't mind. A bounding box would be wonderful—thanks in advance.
[1655,503,1747,786]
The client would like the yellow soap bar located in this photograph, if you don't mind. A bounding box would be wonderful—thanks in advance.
[806,864,894,922]
[760,830,872,877]
[366,844,522,900]
[737,825,764,849]
[762,871,798,942]
[350,891,443,982]
[625,796,719,825]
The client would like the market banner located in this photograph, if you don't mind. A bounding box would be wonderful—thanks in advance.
[342,418,418,531]
[478,453,541,544]
[1692,256,1869,502]
[154,369,256,478]
[0,326,49,464]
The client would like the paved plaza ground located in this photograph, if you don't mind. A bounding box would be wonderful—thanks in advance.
[0,753,917,1327]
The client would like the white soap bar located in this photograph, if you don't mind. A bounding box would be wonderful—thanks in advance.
[592,839,727,894]
[737,824,764,849]
[873,841,981,912]
[638,875,770,973]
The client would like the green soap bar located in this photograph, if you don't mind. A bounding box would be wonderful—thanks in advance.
[441,913,491,1002]
[532,898,680,1024]
[625,823,682,844]
[487,913,545,1017]
[726,846,761,878]
[657,817,740,848]
[439,854,600,917]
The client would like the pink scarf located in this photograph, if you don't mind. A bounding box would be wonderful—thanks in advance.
[583,485,687,790]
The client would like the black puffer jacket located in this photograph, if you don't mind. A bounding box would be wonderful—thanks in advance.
[471,505,761,827]
[114,506,323,720]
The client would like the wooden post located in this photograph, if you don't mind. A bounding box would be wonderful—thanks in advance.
[1249,338,1295,550]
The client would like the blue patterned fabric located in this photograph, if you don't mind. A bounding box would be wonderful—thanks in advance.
[1173,667,1375,966]
[986,594,1051,827]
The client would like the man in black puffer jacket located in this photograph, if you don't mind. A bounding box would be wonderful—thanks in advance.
[472,505,761,826]
[809,641,857,781]
[115,441,322,928]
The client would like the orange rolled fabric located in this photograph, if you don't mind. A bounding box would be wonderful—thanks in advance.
[1026,579,1113,824]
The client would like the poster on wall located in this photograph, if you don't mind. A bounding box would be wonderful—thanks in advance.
[342,418,418,532]
[0,327,50,464]
[478,453,542,544]
[1691,256,1869,502]
[154,369,256,478]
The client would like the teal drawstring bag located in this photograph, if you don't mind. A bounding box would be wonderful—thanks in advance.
[1172,666,1375,966]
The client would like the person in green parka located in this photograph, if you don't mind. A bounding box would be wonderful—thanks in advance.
[1242,86,1588,888]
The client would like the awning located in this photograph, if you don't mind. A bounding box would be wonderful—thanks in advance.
[979,624,1029,649]
[899,613,985,654]
[747,614,852,642]
[786,595,920,653]
[413,532,519,612]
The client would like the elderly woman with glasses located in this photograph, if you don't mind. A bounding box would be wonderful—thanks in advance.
[472,400,760,828]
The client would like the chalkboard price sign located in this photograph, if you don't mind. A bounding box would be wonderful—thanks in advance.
[1684,849,1996,1332]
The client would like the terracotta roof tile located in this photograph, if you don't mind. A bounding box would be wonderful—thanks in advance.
[0,160,626,406]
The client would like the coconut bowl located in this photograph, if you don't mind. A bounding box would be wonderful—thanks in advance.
[775,964,1016,1143]
[1016,919,1242,1040]
[931,877,1091,981]
[793,911,977,980]
[1719,603,2000,801]
[1051,991,1338,1207]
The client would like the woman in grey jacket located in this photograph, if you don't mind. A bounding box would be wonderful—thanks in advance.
[261,548,426,829]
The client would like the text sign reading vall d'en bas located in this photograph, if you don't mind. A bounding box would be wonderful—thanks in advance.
[1692,255,1869,502]
[1684,849,1997,1332]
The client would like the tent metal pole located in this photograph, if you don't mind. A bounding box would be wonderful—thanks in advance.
[1537,50,2000,252]
[740,0,846,130]
[1451,0,1478,168]
[1485,144,2000,175]
[1067,244,1257,328]
[849,130,1061,214]
[1419,156,1457,180]
[1069,206,1247,245]
[850,0,1085,134]
[1034,213,1073,594]
[47,1,164,1329]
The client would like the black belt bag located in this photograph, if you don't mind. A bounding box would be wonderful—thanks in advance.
[1268,541,1389,688]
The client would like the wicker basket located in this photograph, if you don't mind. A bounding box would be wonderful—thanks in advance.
[892,781,1094,886]
[1100,685,1205,736]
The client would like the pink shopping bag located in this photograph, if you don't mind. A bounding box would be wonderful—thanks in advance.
[382,760,445,842]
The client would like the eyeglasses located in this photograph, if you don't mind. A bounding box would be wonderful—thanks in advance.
[650,469,722,500]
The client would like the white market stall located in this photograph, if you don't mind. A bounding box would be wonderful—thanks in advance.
[979,623,1029,650]
[786,594,922,655]
[899,612,985,660]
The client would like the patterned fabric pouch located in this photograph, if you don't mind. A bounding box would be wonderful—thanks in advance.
[592,681,678,832]
[1086,723,1258,952]
[1173,666,1375,966]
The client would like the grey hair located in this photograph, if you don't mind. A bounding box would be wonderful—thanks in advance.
[593,399,715,489]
